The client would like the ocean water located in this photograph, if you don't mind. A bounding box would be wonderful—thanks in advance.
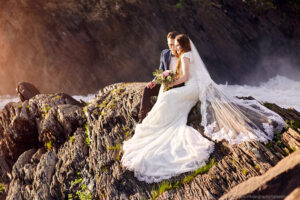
[219,75,300,112]
[0,95,19,109]
[72,94,96,103]
[0,75,299,112]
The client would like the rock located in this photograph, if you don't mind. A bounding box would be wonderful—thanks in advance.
[50,128,90,199]
[0,92,82,162]
[0,92,83,199]
[16,82,40,102]
[0,82,299,199]
[39,103,85,148]
[285,187,300,200]
[11,149,36,180]
[31,150,58,200]
[6,148,36,200]
[281,128,300,151]
[262,102,300,122]
[236,96,255,100]
[220,150,300,200]
[0,101,39,162]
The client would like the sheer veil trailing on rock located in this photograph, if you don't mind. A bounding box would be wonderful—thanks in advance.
[190,39,285,144]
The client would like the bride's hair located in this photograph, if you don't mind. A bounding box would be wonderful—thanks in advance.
[174,34,191,79]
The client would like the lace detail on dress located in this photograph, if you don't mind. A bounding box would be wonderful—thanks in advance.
[200,83,285,145]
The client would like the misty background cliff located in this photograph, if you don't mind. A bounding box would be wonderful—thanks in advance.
[0,0,300,95]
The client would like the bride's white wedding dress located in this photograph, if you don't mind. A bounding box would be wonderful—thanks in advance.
[121,39,285,183]
[122,51,215,183]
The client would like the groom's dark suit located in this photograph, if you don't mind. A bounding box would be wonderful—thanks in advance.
[138,49,184,122]
[158,49,172,71]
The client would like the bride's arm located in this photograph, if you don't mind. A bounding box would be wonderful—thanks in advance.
[168,57,190,87]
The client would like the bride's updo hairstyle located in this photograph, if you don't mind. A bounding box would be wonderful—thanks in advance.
[175,34,191,79]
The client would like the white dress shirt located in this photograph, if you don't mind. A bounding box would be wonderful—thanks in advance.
[169,56,178,72]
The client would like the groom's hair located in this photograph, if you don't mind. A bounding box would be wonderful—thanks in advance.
[167,31,179,39]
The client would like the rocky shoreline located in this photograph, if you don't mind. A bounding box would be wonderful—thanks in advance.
[0,82,299,199]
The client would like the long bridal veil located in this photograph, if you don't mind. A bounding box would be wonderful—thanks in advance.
[190,39,285,145]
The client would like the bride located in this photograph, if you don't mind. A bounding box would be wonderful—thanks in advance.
[121,34,285,183]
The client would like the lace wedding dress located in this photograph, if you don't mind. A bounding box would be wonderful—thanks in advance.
[121,39,285,183]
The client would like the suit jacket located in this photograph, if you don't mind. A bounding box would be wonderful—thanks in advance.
[154,49,185,88]
[158,49,172,71]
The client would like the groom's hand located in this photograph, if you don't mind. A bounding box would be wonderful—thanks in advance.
[147,81,156,89]
[166,82,173,88]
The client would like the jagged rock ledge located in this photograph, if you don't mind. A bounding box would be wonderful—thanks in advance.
[0,82,299,199]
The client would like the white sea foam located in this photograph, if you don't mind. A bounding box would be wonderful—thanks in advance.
[219,75,300,112]
[72,94,96,103]
[0,95,19,110]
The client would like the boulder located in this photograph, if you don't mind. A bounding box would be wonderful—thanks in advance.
[16,82,40,102]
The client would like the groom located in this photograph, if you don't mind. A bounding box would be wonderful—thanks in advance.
[138,31,184,123]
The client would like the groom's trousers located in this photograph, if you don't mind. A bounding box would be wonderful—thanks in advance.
[138,82,185,122]
[138,84,161,122]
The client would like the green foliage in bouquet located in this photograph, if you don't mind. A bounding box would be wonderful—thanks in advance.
[152,69,176,91]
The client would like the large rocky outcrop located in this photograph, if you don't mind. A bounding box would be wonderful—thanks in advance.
[0,82,299,199]
[0,93,83,184]
[1,0,300,95]
[220,148,300,200]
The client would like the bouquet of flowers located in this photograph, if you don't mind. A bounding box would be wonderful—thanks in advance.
[153,69,176,91]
